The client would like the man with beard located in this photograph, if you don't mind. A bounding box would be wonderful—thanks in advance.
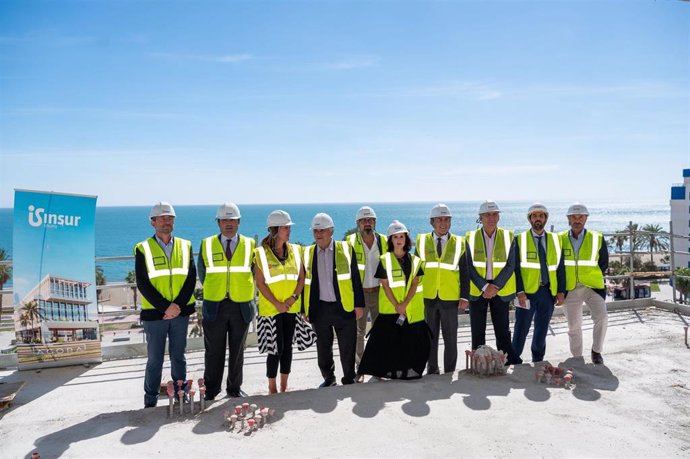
[560,203,609,364]
[134,202,197,408]
[347,206,388,371]
[512,203,565,363]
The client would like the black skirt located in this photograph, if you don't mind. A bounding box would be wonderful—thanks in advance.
[358,314,432,380]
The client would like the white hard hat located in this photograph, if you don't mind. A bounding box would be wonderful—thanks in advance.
[216,202,241,220]
[355,206,377,223]
[387,220,409,237]
[527,203,549,218]
[478,200,500,215]
[430,203,452,219]
[567,203,590,216]
[266,210,294,228]
[310,212,334,230]
[150,201,176,219]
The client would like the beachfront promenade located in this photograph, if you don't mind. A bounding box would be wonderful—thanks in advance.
[1,296,689,458]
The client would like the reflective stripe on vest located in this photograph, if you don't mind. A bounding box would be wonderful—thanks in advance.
[255,244,302,317]
[466,228,516,297]
[203,235,252,274]
[467,228,512,270]
[302,240,355,316]
[417,233,465,300]
[135,237,194,310]
[201,235,255,302]
[347,232,387,279]
[140,238,191,278]
[379,252,425,323]
[518,231,561,296]
[256,244,302,284]
[560,230,605,290]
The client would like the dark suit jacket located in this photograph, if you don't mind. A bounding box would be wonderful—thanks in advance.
[307,242,365,322]
[197,234,256,324]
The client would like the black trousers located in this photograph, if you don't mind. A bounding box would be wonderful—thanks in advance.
[202,299,250,397]
[266,313,296,378]
[312,300,357,385]
[424,298,459,373]
[469,296,519,364]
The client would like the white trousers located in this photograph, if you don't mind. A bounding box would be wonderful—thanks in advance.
[562,285,608,356]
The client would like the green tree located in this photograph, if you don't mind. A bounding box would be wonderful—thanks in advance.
[674,267,690,304]
[0,248,11,310]
[641,224,669,263]
[95,265,106,302]
[20,299,42,342]
[125,270,138,310]
[342,227,357,240]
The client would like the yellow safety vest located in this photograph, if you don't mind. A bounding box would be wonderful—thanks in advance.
[134,237,195,310]
[518,230,561,296]
[347,232,388,282]
[200,235,255,302]
[416,233,465,300]
[466,228,516,297]
[254,243,302,317]
[379,252,425,324]
[302,241,355,316]
[560,230,605,290]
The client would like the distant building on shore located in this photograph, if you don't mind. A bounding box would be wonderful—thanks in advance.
[670,169,690,269]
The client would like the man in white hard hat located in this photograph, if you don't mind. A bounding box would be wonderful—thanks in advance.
[465,200,520,364]
[560,203,609,364]
[347,206,388,368]
[134,202,197,408]
[197,203,256,400]
[415,203,469,374]
[303,213,365,387]
[512,203,566,363]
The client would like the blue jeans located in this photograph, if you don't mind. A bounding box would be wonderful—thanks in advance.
[142,315,189,406]
[512,286,555,363]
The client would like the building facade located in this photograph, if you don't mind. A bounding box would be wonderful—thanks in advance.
[14,274,98,344]
[670,168,690,269]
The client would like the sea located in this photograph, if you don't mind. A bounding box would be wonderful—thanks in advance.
[0,200,670,285]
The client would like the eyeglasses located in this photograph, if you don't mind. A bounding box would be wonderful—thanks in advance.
[359,218,376,223]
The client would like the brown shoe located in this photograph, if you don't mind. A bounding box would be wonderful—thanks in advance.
[591,351,604,365]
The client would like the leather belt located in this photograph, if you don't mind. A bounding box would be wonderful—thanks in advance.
[363,287,379,293]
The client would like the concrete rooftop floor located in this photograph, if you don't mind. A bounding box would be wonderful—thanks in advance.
[1,305,689,458]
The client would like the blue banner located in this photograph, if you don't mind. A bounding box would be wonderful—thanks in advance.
[12,189,101,369]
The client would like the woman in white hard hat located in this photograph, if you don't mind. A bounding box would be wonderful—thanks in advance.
[254,210,305,394]
[357,220,431,380]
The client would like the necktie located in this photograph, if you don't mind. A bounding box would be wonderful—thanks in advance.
[536,235,549,285]
[436,237,442,257]
[225,239,233,260]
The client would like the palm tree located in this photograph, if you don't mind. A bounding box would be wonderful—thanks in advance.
[21,300,42,342]
[0,248,11,310]
[95,265,106,303]
[641,224,670,265]
[608,232,626,255]
[125,270,138,310]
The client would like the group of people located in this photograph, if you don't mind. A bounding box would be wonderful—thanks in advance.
[134,200,609,407]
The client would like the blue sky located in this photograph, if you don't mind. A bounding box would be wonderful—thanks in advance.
[0,0,688,207]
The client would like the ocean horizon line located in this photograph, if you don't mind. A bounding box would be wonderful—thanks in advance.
[0,197,670,211]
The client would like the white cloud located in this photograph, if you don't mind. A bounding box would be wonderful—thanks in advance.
[324,56,379,70]
[150,52,253,63]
